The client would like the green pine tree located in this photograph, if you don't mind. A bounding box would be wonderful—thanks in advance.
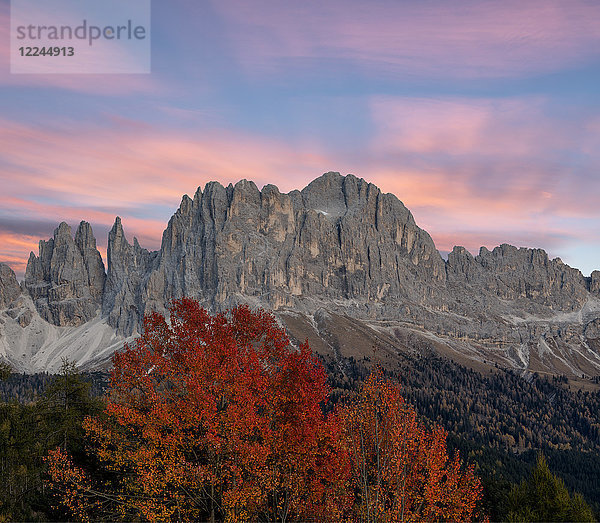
[38,359,101,453]
[0,359,103,521]
[0,362,12,381]
[507,454,596,522]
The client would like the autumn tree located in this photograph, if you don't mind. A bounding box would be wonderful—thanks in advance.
[48,299,484,522]
[47,299,349,522]
[340,369,483,522]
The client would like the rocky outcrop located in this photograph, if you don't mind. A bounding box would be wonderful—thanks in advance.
[474,245,588,311]
[102,217,157,335]
[589,271,600,296]
[447,244,589,313]
[3,172,600,377]
[24,221,105,326]
[75,221,106,301]
[0,264,21,309]
[445,242,598,373]
[107,172,447,335]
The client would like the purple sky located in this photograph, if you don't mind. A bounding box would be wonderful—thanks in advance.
[1,0,600,278]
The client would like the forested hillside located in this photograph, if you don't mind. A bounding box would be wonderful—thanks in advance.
[0,363,105,521]
[321,351,600,519]
[2,341,599,520]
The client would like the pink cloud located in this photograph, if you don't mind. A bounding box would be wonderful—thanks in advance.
[0,117,335,277]
[370,97,562,157]
[211,0,600,79]
[0,118,332,206]
[367,96,599,215]
[0,232,39,277]
[360,96,600,269]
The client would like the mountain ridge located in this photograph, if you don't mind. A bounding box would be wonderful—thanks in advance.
[2,171,600,376]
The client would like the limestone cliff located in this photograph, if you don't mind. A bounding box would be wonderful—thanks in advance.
[24,221,105,326]
[3,172,600,376]
[0,264,21,309]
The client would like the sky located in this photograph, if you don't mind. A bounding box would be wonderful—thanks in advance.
[1,0,600,279]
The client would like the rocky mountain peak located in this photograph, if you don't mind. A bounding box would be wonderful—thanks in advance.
[301,171,346,216]
[446,245,479,283]
[75,220,97,251]
[178,194,193,217]
[107,217,127,259]
[108,171,447,338]
[0,263,21,309]
[54,221,72,242]
[23,221,105,326]
[102,216,156,335]
[3,172,600,377]
[590,271,600,295]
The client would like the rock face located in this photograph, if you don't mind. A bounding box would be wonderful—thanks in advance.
[3,172,600,376]
[102,173,446,335]
[24,221,105,326]
[102,217,157,335]
[0,264,21,309]
[450,245,588,310]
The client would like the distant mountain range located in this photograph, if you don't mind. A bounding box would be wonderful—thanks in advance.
[2,172,600,377]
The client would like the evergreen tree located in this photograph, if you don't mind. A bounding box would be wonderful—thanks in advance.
[507,454,596,522]
[0,360,102,521]
[0,362,12,381]
[37,359,100,454]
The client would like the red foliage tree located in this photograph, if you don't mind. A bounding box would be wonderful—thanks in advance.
[47,299,483,521]
[340,369,483,521]
[47,299,349,521]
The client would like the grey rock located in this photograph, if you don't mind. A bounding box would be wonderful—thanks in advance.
[98,173,600,368]
[17,308,33,328]
[6,172,600,379]
[589,271,600,295]
[448,244,588,312]
[0,263,21,309]
[584,318,600,340]
[24,221,106,326]
[473,245,588,311]
[102,217,157,335]
[112,172,446,337]
[75,221,106,301]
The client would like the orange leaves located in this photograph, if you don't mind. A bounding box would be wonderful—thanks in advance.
[47,299,343,521]
[339,368,483,522]
[46,299,484,521]
[46,448,96,522]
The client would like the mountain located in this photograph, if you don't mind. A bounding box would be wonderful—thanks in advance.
[2,172,600,378]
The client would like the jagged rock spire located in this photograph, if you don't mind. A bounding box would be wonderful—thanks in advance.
[24,221,105,326]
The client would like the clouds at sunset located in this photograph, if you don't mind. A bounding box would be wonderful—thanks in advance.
[368,96,600,211]
[0,117,336,276]
[2,93,599,278]
[211,0,600,80]
[0,232,39,276]
[365,96,600,265]
[1,1,600,278]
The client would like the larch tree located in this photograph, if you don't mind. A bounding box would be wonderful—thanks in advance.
[339,369,483,522]
[506,454,595,522]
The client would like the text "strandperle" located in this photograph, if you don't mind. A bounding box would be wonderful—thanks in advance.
[16,19,146,46]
